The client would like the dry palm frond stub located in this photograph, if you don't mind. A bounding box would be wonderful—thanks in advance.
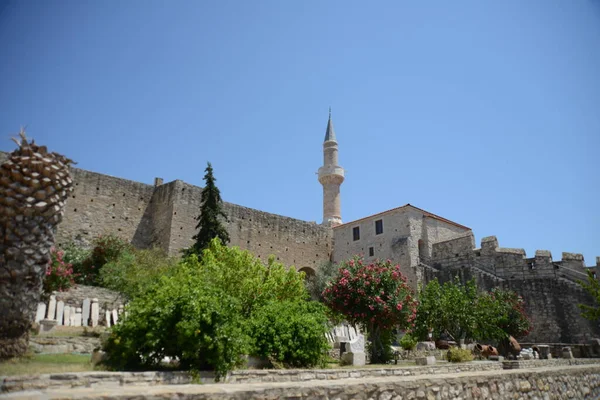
[0,128,75,359]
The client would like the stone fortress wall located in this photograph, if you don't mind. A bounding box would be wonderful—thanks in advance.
[57,167,332,273]
[0,150,332,274]
[424,233,600,343]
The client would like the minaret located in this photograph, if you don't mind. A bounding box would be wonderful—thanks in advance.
[318,108,345,226]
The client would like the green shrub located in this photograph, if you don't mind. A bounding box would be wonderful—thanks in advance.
[446,347,474,363]
[103,239,318,378]
[248,301,330,368]
[190,239,308,317]
[100,247,178,299]
[102,267,249,379]
[399,333,417,351]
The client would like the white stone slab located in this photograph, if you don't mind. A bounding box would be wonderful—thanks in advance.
[112,309,119,325]
[348,334,365,353]
[69,314,75,326]
[91,298,99,327]
[56,301,64,326]
[82,298,91,327]
[63,306,71,326]
[47,295,57,320]
[35,303,46,323]
[73,307,82,327]
[105,310,111,328]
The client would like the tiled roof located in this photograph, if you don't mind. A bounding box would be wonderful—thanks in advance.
[334,203,471,230]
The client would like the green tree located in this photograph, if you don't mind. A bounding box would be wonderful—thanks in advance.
[305,260,337,301]
[103,239,327,376]
[189,239,308,317]
[188,162,230,257]
[413,277,479,342]
[578,269,600,321]
[100,247,179,299]
[413,278,532,346]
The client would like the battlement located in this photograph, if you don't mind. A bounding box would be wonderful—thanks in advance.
[431,235,597,284]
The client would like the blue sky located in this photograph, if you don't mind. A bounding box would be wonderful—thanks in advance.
[1,1,598,264]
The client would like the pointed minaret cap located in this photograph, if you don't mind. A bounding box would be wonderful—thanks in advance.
[324,107,336,142]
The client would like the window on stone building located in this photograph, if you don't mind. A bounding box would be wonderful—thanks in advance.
[375,219,383,235]
[369,247,374,257]
[353,226,360,241]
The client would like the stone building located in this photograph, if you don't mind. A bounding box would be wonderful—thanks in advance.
[1,112,598,343]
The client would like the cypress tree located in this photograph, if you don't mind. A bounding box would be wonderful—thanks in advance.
[189,162,230,256]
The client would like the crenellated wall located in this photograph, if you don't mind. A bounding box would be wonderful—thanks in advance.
[426,234,600,343]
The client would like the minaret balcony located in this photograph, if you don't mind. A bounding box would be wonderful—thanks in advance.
[318,165,345,184]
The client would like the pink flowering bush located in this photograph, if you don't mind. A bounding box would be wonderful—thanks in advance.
[322,256,417,363]
[43,248,76,294]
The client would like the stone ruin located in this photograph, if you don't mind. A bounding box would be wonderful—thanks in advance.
[0,129,74,358]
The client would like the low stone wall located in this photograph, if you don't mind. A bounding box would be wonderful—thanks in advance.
[0,361,504,393]
[3,364,600,399]
[3,359,599,394]
[29,336,101,354]
[502,358,597,369]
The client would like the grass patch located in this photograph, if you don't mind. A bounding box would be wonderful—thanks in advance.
[0,353,96,376]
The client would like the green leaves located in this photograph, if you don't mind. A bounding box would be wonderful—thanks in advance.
[413,278,532,342]
[103,238,323,376]
[249,301,330,368]
[578,269,600,321]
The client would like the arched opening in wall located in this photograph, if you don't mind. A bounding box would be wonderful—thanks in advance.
[418,239,427,264]
[298,267,316,281]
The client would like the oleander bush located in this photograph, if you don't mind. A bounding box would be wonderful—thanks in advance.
[322,256,418,364]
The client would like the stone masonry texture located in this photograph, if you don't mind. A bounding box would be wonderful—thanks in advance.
[426,233,600,343]
[2,363,600,399]
[45,163,332,274]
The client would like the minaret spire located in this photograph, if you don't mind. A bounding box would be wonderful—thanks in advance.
[318,109,345,226]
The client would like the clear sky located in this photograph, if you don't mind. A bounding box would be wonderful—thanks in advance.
[0,1,598,264]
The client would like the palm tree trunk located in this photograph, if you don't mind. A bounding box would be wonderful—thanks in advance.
[0,129,74,359]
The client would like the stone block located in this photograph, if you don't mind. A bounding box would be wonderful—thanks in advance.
[35,302,46,323]
[39,319,57,334]
[47,295,57,320]
[415,356,436,366]
[341,352,365,366]
[416,341,436,351]
[562,347,573,359]
[91,298,99,327]
[73,307,82,327]
[56,301,64,326]
[534,345,550,360]
[105,310,111,327]
[489,355,504,362]
[82,298,91,327]
[112,309,119,325]
[63,306,71,326]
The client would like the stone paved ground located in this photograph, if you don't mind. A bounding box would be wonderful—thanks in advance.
[2,363,600,400]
